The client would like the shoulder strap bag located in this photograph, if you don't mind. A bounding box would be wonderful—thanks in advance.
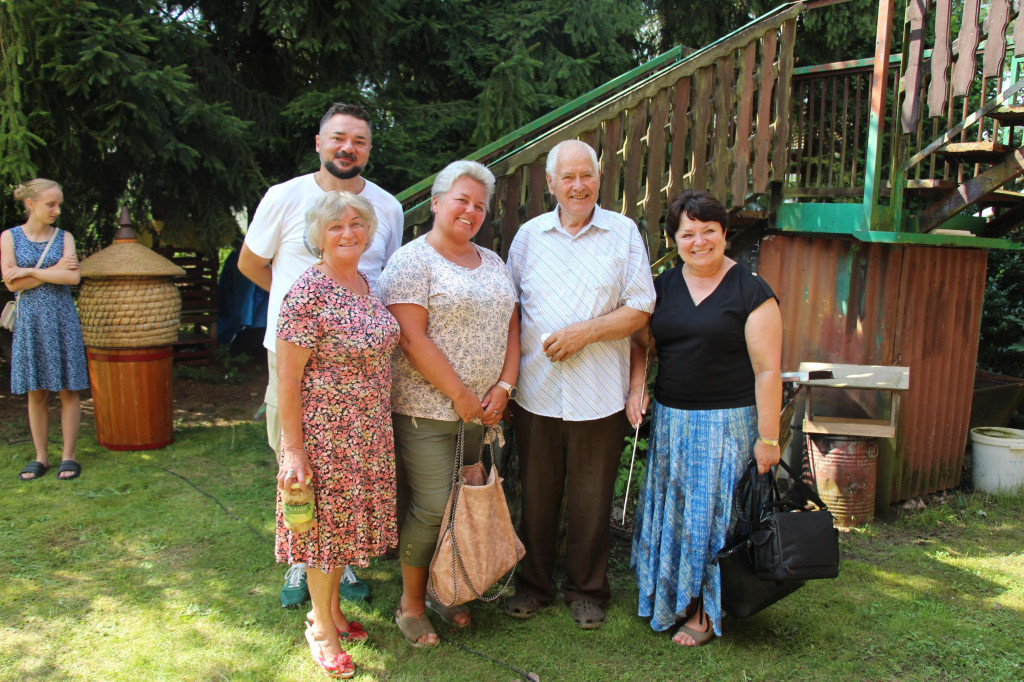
[1,229,59,332]
[428,421,526,607]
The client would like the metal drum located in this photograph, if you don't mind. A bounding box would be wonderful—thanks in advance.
[806,434,878,526]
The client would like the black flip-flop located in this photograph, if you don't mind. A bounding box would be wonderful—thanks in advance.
[57,460,81,480]
[18,461,49,481]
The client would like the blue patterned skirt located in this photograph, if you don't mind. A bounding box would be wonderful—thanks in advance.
[631,399,757,634]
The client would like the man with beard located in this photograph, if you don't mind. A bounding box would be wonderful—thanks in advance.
[239,102,403,608]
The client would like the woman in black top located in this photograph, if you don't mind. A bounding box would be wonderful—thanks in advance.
[626,190,782,646]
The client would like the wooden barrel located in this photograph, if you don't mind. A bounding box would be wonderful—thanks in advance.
[806,434,878,527]
[86,347,174,450]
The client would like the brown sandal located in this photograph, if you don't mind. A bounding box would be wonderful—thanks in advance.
[394,609,437,648]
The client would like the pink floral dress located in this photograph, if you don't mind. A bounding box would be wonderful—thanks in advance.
[274,267,400,571]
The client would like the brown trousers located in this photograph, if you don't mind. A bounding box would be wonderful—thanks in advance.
[513,407,626,605]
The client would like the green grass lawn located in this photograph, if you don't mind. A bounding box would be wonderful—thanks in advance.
[1,419,1022,681]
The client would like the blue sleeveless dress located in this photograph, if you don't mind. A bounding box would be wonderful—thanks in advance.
[8,226,89,394]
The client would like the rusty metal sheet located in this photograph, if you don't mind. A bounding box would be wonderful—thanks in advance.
[757,234,902,372]
[891,246,987,500]
[758,235,987,506]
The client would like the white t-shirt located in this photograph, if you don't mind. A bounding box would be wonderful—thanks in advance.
[244,173,403,351]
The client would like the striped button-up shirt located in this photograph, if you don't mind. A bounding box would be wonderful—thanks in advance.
[507,205,656,421]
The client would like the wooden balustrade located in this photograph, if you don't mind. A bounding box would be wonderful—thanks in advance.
[401,3,802,259]
[787,0,1024,202]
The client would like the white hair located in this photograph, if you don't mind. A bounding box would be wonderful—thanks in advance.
[545,140,599,177]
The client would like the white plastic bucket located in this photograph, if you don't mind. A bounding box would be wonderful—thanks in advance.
[969,427,1024,493]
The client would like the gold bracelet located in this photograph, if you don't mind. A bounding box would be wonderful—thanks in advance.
[757,436,779,447]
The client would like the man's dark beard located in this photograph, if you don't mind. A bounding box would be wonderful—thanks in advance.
[325,157,364,180]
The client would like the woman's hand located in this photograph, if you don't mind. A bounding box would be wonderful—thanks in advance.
[625,386,650,429]
[480,384,509,426]
[753,438,781,475]
[452,385,485,423]
[3,266,29,282]
[277,448,313,493]
[55,253,79,271]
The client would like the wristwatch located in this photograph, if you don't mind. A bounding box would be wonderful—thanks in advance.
[497,380,518,400]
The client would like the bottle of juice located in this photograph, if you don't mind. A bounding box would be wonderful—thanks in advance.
[281,478,316,533]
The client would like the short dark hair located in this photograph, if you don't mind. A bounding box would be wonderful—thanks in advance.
[319,103,371,133]
[666,190,729,235]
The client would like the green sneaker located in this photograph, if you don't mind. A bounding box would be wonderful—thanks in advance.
[280,563,309,608]
[339,565,370,602]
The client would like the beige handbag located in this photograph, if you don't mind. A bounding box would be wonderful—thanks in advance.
[1,229,59,332]
[428,422,525,607]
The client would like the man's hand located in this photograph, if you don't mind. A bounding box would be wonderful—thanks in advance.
[542,321,593,362]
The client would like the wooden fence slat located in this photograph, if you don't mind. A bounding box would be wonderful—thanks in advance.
[579,129,600,156]
[816,77,828,187]
[902,0,928,133]
[771,19,796,185]
[499,169,522,258]
[753,30,779,192]
[839,75,851,186]
[853,73,864,181]
[712,52,735,202]
[644,90,670,247]
[733,42,757,203]
[1015,0,1024,56]
[828,77,839,186]
[952,0,980,97]
[691,66,714,190]
[483,176,505,249]
[600,113,624,208]
[929,0,953,116]
[527,158,547,220]
[807,79,819,185]
[795,80,808,184]
[984,0,1011,77]
[623,103,649,215]
[668,79,692,199]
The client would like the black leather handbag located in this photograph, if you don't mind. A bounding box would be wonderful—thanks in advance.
[750,459,840,582]
[714,460,804,618]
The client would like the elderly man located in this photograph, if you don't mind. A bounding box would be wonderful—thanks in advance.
[504,139,655,629]
[239,102,403,608]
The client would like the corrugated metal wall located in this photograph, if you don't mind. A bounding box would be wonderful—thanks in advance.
[758,235,987,505]
[890,246,987,498]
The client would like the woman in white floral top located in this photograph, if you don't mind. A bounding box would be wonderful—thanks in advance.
[378,160,520,647]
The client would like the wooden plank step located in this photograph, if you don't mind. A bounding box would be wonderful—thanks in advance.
[978,189,1024,206]
[938,140,1009,164]
[905,179,957,197]
[987,105,1024,126]
[728,209,769,229]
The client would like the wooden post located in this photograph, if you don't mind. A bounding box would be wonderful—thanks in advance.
[863,0,896,228]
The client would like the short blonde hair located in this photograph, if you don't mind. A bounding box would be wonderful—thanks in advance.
[431,160,495,204]
[304,191,378,258]
[13,178,62,210]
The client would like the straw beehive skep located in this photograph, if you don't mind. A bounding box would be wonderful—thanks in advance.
[79,241,186,278]
[78,237,186,349]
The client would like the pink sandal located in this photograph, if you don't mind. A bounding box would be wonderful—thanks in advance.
[304,626,355,678]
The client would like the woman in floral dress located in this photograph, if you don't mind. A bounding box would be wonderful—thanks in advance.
[275,191,400,678]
